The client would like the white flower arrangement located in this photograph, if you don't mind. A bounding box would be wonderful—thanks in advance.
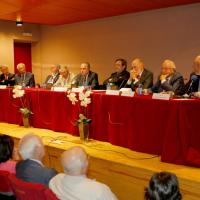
[12,86,33,115]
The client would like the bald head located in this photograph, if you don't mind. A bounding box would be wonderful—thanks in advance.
[131,59,144,74]
[62,146,88,175]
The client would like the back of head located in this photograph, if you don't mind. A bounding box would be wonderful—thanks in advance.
[0,135,14,164]
[62,146,88,175]
[144,172,182,200]
[18,132,41,160]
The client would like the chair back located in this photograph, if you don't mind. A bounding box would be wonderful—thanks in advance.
[8,173,47,200]
[0,170,12,192]
[45,189,60,200]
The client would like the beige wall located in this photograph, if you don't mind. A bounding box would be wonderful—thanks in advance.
[1,3,200,85]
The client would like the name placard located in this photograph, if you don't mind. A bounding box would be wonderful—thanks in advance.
[121,91,135,97]
[152,93,170,100]
[106,90,120,95]
[53,87,68,91]
[0,85,7,89]
[72,88,84,93]
[119,88,132,92]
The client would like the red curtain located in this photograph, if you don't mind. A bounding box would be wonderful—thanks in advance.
[14,42,32,74]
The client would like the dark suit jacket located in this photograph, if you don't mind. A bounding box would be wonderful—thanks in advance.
[45,73,60,85]
[0,73,15,86]
[75,71,99,89]
[148,71,184,93]
[103,69,130,88]
[15,72,35,87]
[174,72,199,95]
[16,159,58,188]
[124,68,153,91]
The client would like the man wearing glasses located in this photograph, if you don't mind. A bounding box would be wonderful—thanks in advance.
[144,60,183,94]
[175,55,200,96]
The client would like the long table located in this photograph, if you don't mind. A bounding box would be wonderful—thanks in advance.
[1,88,200,167]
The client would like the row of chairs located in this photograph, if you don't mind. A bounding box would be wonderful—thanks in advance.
[0,170,59,200]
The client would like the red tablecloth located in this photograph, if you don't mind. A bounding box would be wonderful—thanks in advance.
[1,88,200,167]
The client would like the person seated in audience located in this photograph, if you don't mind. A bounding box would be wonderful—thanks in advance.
[15,63,35,87]
[45,63,61,84]
[75,62,99,89]
[16,132,58,188]
[0,65,15,86]
[103,58,130,89]
[54,66,76,87]
[140,60,183,94]
[49,146,118,200]
[144,171,182,200]
[174,55,200,97]
[124,59,153,91]
[0,135,19,173]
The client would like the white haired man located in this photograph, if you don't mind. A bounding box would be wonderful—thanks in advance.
[16,133,58,188]
[15,63,35,87]
[45,63,61,84]
[54,66,76,87]
[142,60,183,94]
[0,65,15,86]
[49,146,118,200]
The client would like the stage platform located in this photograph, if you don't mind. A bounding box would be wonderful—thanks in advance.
[1,122,200,200]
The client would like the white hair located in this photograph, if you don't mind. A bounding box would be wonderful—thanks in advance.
[17,63,25,70]
[18,132,41,160]
[53,63,61,69]
[0,65,8,71]
[61,153,85,174]
[163,60,176,69]
[60,66,68,72]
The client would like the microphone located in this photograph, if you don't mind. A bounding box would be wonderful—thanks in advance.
[119,78,128,89]
[183,78,188,81]
[183,75,198,96]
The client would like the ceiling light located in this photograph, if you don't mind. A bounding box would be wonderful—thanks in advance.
[16,21,23,26]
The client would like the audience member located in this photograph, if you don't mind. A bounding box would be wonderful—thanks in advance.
[54,66,76,87]
[0,135,19,173]
[175,55,200,97]
[144,171,182,200]
[45,63,61,84]
[103,58,130,89]
[0,65,15,86]
[49,146,118,200]
[124,59,153,90]
[75,62,99,89]
[15,63,35,87]
[143,60,183,94]
[16,132,58,188]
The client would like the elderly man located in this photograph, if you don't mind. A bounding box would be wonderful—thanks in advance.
[103,58,130,89]
[15,63,35,87]
[45,63,60,84]
[54,66,76,87]
[175,55,200,97]
[0,65,15,86]
[49,146,118,200]
[75,62,99,89]
[143,60,183,94]
[16,132,58,188]
[124,59,153,91]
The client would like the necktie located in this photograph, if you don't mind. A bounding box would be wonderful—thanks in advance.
[83,77,86,87]
[5,75,7,80]
[137,75,140,80]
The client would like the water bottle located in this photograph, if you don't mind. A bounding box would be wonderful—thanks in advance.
[42,82,46,89]
[22,81,25,89]
[138,84,143,95]
[57,83,61,87]
[107,83,111,90]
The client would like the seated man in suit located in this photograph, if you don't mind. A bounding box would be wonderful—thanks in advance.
[49,146,118,200]
[124,59,153,91]
[0,65,15,86]
[141,60,183,94]
[16,132,58,188]
[75,62,99,89]
[45,63,61,84]
[54,66,76,87]
[15,63,35,87]
[175,55,200,97]
[103,58,130,89]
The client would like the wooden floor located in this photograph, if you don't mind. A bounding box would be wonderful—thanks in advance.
[1,122,200,200]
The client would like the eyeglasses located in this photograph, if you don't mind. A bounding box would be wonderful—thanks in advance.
[161,67,171,70]
[193,65,200,69]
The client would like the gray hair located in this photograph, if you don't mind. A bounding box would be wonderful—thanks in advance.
[61,153,85,174]
[17,63,25,70]
[0,65,8,71]
[18,132,41,160]
[163,60,176,69]
[60,66,68,73]
[53,63,61,69]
